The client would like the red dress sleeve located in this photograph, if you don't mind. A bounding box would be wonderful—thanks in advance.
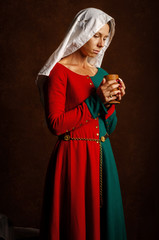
[44,67,102,136]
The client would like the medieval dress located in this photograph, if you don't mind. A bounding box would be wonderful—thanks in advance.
[39,62,127,240]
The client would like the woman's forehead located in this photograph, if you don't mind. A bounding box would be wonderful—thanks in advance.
[95,24,110,35]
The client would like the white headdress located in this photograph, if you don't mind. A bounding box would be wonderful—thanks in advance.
[36,8,115,104]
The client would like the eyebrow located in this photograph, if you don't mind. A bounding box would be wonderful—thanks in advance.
[95,32,109,37]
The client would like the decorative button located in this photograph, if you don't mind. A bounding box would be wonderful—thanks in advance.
[90,82,93,85]
[86,120,88,123]
[87,76,90,79]
[96,126,98,128]
[101,136,106,142]
[96,133,99,136]
[95,118,97,120]
[64,135,70,141]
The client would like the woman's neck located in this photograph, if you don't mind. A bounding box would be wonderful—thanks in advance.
[60,50,91,69]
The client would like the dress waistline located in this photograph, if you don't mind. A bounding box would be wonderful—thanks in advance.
[59,133,109,143]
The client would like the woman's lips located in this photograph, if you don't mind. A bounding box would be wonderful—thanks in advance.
[93,50,100,54]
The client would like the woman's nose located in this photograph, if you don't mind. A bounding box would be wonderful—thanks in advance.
[97,38,104,48]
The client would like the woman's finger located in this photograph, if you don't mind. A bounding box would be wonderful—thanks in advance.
[119,78,126,89]
[109,89,121,96]
[105,95,117,103]
[107,83,120,91]
[120,87,125,97]
[117,93,122,101]
[101,80,117,89]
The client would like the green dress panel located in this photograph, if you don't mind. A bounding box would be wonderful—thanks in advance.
[87,67,127,240]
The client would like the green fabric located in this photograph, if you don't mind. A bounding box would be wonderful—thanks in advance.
[85,94,107,119]
[105,110,118,135]
[84,68,109,118]
[87,67,127,240]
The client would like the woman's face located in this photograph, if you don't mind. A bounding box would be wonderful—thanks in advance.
[80,23,110,57]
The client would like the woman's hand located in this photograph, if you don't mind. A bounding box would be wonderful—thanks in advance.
[116,78,126,101]
[96,77,126,104]
[96,78,121,104]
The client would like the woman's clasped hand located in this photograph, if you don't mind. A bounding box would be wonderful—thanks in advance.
[96,77,126,104]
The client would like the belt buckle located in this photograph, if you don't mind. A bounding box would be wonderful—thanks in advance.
[64,135,70,141]
[100,133,109,142]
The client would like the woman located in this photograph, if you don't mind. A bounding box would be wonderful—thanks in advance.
[36,8,127,240]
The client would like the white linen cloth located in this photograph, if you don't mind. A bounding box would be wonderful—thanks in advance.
[36,8,115,104]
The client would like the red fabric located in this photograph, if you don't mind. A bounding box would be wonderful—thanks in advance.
[105,104,115,119]
[40,63,115,240]
[45,63,94,136]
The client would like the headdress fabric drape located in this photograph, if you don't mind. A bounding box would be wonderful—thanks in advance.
[36,8,115,105]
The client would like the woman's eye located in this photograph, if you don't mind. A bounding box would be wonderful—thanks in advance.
[94,35,107,41]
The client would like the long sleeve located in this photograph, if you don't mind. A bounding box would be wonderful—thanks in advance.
[44,67,108,136]
[89,67,117,135]
[105,104,117,135]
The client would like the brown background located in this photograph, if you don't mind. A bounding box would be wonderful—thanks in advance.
[0,0,158,239]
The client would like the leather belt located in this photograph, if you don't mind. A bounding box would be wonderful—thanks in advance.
[59,133,109,143]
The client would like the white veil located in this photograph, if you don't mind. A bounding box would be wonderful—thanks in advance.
[36,8,115,105]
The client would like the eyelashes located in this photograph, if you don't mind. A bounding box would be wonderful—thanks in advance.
[93,35,107,41]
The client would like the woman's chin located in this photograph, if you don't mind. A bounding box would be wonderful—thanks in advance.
[87,52,97,58]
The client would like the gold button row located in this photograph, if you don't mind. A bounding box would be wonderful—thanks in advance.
[69,119,89,132]
[86,76,93,86]
[65,115,99,134]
